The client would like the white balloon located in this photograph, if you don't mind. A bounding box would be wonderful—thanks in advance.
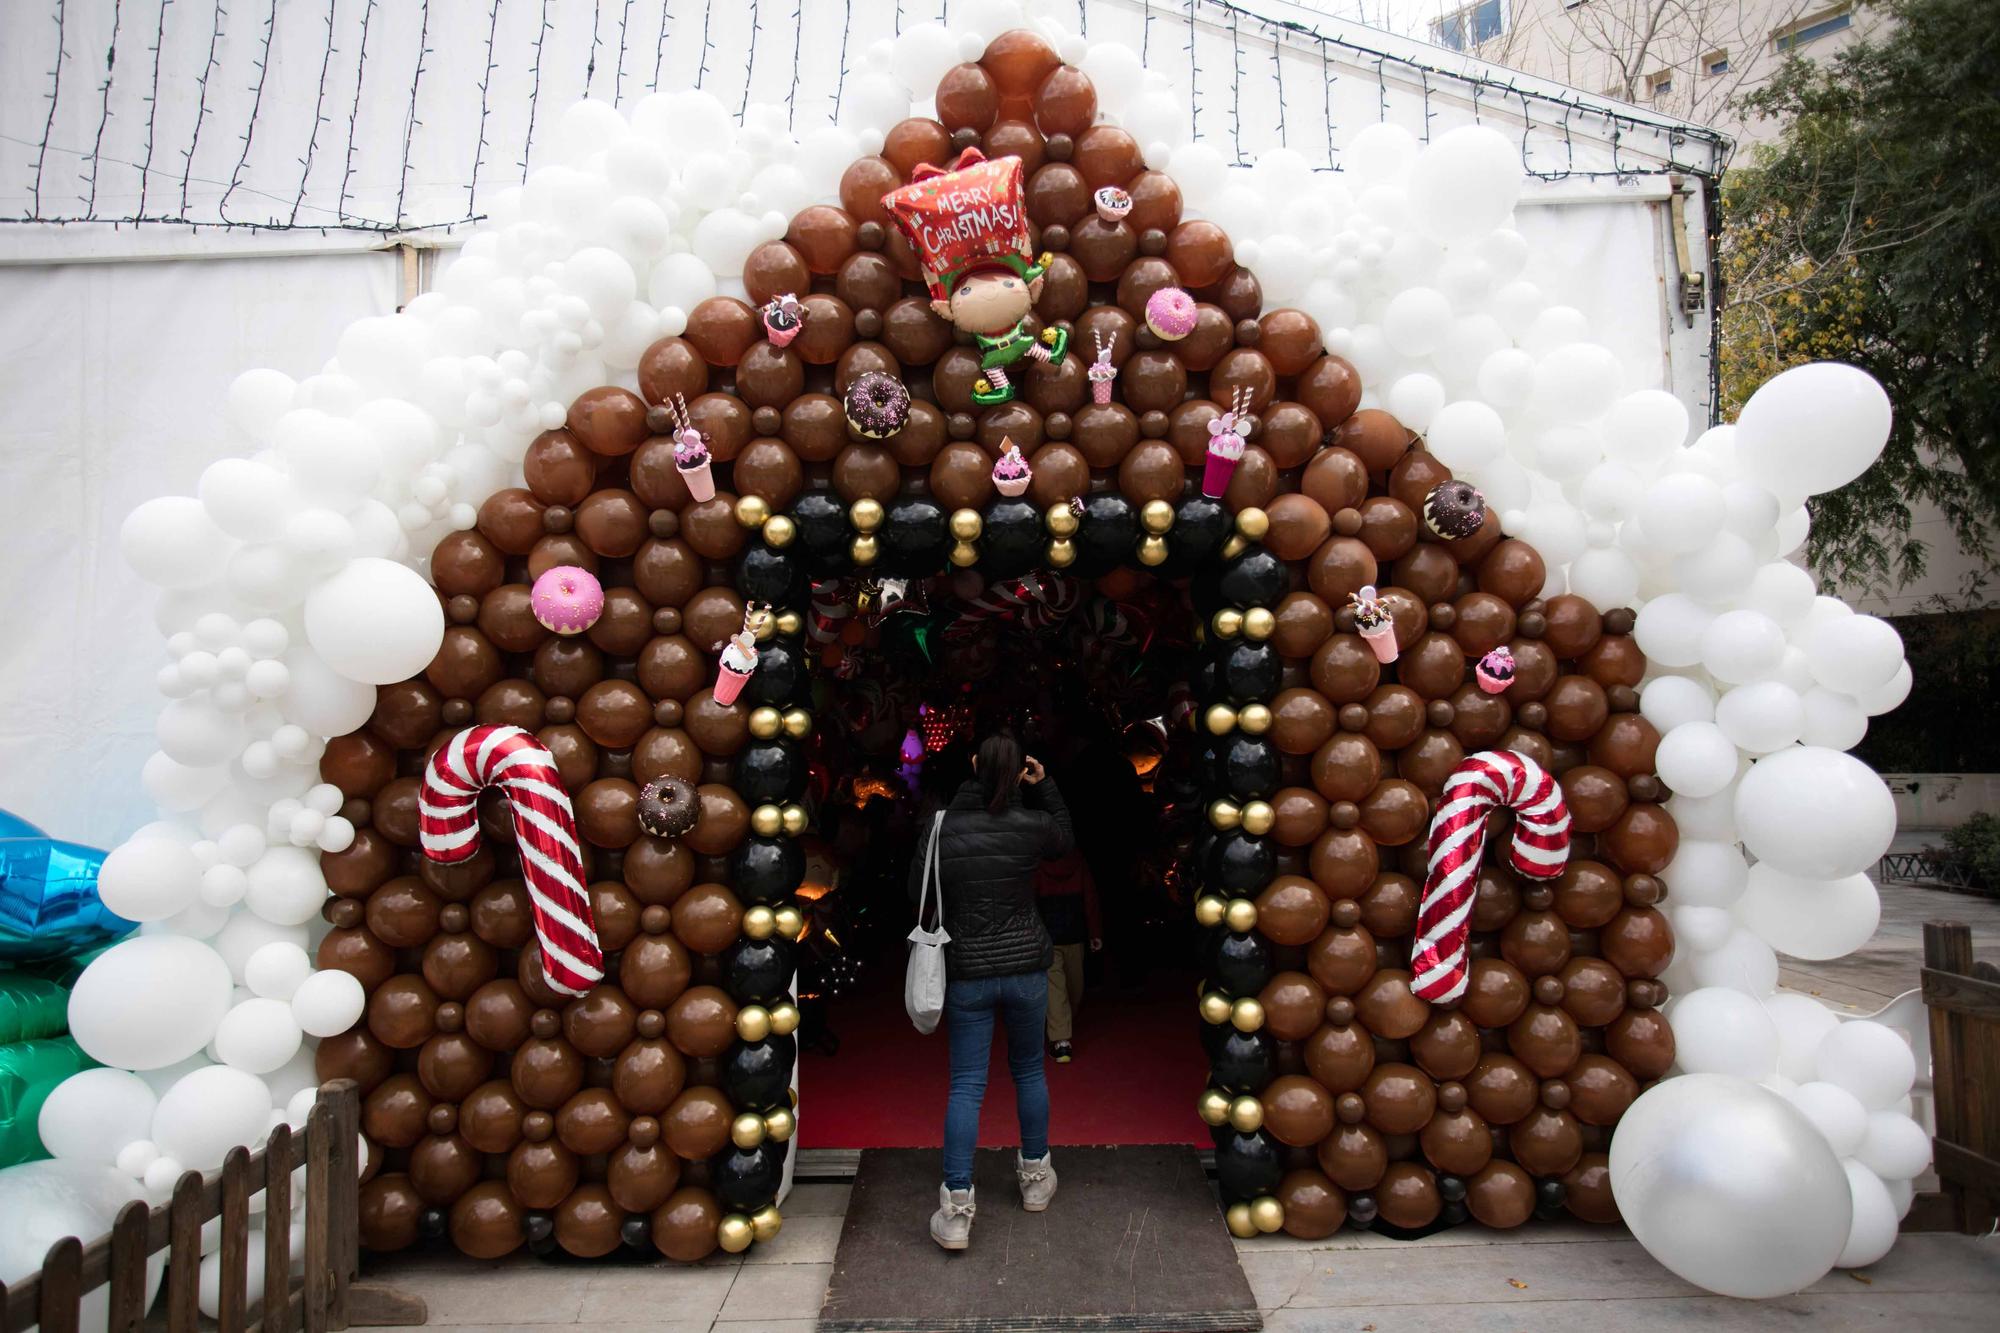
[243,845,328,926]
[1663,839,1748,909]
[1671,987,1779,1079]
[1406,125,1520,243]
[1737,363,1892,501]
[1853,1110,1931,1181]
[244,942,313,1001]
[1745,561,1816,627]
[38,1069,159,1164]
[1798,687,1868,750]
[1343,122,1419,185]
[1609,1073,1851,1298]
[1566,547,1640,610]
[1655,721,1738,798]
[1531,343,1623,422]
[0,1160,157,1330]
[1735,747,1897,879]
[302,557,445,685]
[151,1066,272,1172]
[212,914,309,985]
[1385,374,1446,432]
[1802,613,1903,697]
[1699,608,1786,684]
[561,247,638,319]
[1635,474,1725,555]
[1633,594,1714,669]
[1674,533,1756,604]
[1715,680,1804,754]
[198,459,296,543]
[1673,905,1734,953]
[1690,928,1779,994]
[69,936,233,1069]
[1381,287,1452,356]
[1737,863,1880,960]
[1578,461,1644,522]
[275,410,381,508]
[1786,1080,1869,1156]
[290,968,366,1038]
[121,497,233,590]
[226,368,297,440]
[97,834,204,922]
[1668,786,1739,842]
[1765,992,1843,1083]
[213,998,304,1074]
[1815,1020,1916,1110]
[1423,401,1505,471]
[1602,389,1689,468]
[1640,675,1715,734]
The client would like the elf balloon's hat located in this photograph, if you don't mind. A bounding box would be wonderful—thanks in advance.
[882,148,1050,305]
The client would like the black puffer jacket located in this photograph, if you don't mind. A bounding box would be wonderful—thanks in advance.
[909,777,1073,980]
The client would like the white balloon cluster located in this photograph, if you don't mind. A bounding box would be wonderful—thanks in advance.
[50,0,1921,1295]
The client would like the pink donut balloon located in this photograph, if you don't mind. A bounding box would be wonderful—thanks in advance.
[531,565,605,635]
[1145,286,1198,341]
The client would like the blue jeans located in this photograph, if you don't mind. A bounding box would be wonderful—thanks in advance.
[942,971,1050,1190]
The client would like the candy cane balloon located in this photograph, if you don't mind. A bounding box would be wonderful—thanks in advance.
[419,725,604,996]
[1410,750,1571,1005]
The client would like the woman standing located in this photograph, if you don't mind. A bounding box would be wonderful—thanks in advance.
[911,732,1073,1251]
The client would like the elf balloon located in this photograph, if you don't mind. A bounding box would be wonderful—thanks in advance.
[883,148,1068,406]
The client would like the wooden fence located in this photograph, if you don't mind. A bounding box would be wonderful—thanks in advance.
[0,1078,399,1333]
[1920,920,2000,1233]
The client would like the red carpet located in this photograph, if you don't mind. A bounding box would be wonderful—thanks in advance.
[798,970,1209,1149]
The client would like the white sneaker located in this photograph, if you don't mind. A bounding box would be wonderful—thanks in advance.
[1016,1152,1057,1212]
[931,1183,976,1250]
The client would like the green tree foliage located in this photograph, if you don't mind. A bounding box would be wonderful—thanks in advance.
[1720,0,2000,596]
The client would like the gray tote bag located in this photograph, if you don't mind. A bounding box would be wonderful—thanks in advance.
[905,811,950,1034]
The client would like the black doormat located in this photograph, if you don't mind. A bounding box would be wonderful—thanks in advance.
[818,1145,1262,1333]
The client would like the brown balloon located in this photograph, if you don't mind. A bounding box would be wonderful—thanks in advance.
[449,1181,524,1260]
[1420,1107,1494,1176]
[1375,1162,1442,1230]
[1466,1160,1536,1229]
[661,1086,734,1159]
[652,1186,722,1262]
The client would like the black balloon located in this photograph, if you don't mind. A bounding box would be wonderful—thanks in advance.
[731,836,804,903]
[720,1034,796,1109]
[722,937,795,1005]
[738,545,800,605]
[1218,546,1287,609]
[1349,1194,1379,1225]
[1159,497,1228,576]
[1217,734,1281,801]
[1204,830,1275,894]
[1209,1029,1276,1094]
[524,1211,556,1255]
[1073,494,1138,576]
[880,497,948,576]
[714,1142,786,1212]
[419,1207,448,1240]
[1208,929,1273,999]
[735,741,805,804]
[791,491,853,575]
[620,1214,652,1250]
[1214,1128,1284,1202]
[1218,640,1281,704]
[1535,1177,1568,1220]
[746,639,805,705]
[978,498,1043,580]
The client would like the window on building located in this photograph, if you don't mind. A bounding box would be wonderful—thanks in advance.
[1647,71,1674,99]
[1430,0,1507,53]
[1773,7,1853,53]
[1705,49,1730,75]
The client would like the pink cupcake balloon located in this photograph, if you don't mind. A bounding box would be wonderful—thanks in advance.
[531,565,605,635]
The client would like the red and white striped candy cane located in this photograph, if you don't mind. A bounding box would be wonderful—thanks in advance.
[1410,750,1571,1005]
[419,725,604,996]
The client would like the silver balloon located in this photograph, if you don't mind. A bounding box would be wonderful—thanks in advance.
[1610,1073,1852,1298]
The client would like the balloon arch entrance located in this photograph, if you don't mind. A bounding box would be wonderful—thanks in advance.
[320,67,1677,1268]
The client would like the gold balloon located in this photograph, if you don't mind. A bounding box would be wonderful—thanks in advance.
[1230,997,1265,1032]
[1228,1095,1264,1133]
[1194,894,1227,928]
[750,1205,784,1242]
[1045,503,1080,537]
[734,495,772,528]
[1225,1202,1258,1239]
[748,706,783,739]
[750,804,784,837]
[780,804,808,836]
[768,1001,801,1036]
[950,508,984,541]
[1212,609,1244,639]
[774,610,802,636]
[762,515,797,548]
[772,905,805,940]
[1224,898,1259,933]
[1249,1196,1285,1234]
[780,708,813,739]
[1236,703,1272,735]
[1205,704,1238,735]
[950,540,979,568]
[1140,499,1175,534]
[850,498,884,532]
[742,907,777,940]
[731,1113,767,1149]
[1046,538,1076,568]
[1137,534,1168,566]
[1222,534,1249,559]
[1199,991,1233,1025]
[764,1107,796,1143]
[1198,1089,1232,1126]
[717,1214,755,1253]
[850,534,879,565]
[736,1004,773,1042]
[1209,799,1242,831]
[1243,607,1276,640]
[1235,506,1270,540]
[1240,801,1275,837]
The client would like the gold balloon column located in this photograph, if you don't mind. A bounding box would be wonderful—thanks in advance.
[313,26,1680,1264]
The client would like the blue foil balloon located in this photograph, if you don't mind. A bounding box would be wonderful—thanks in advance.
[0,814,133,963]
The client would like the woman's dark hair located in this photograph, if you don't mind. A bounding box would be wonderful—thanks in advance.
[975,732,1024,814]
